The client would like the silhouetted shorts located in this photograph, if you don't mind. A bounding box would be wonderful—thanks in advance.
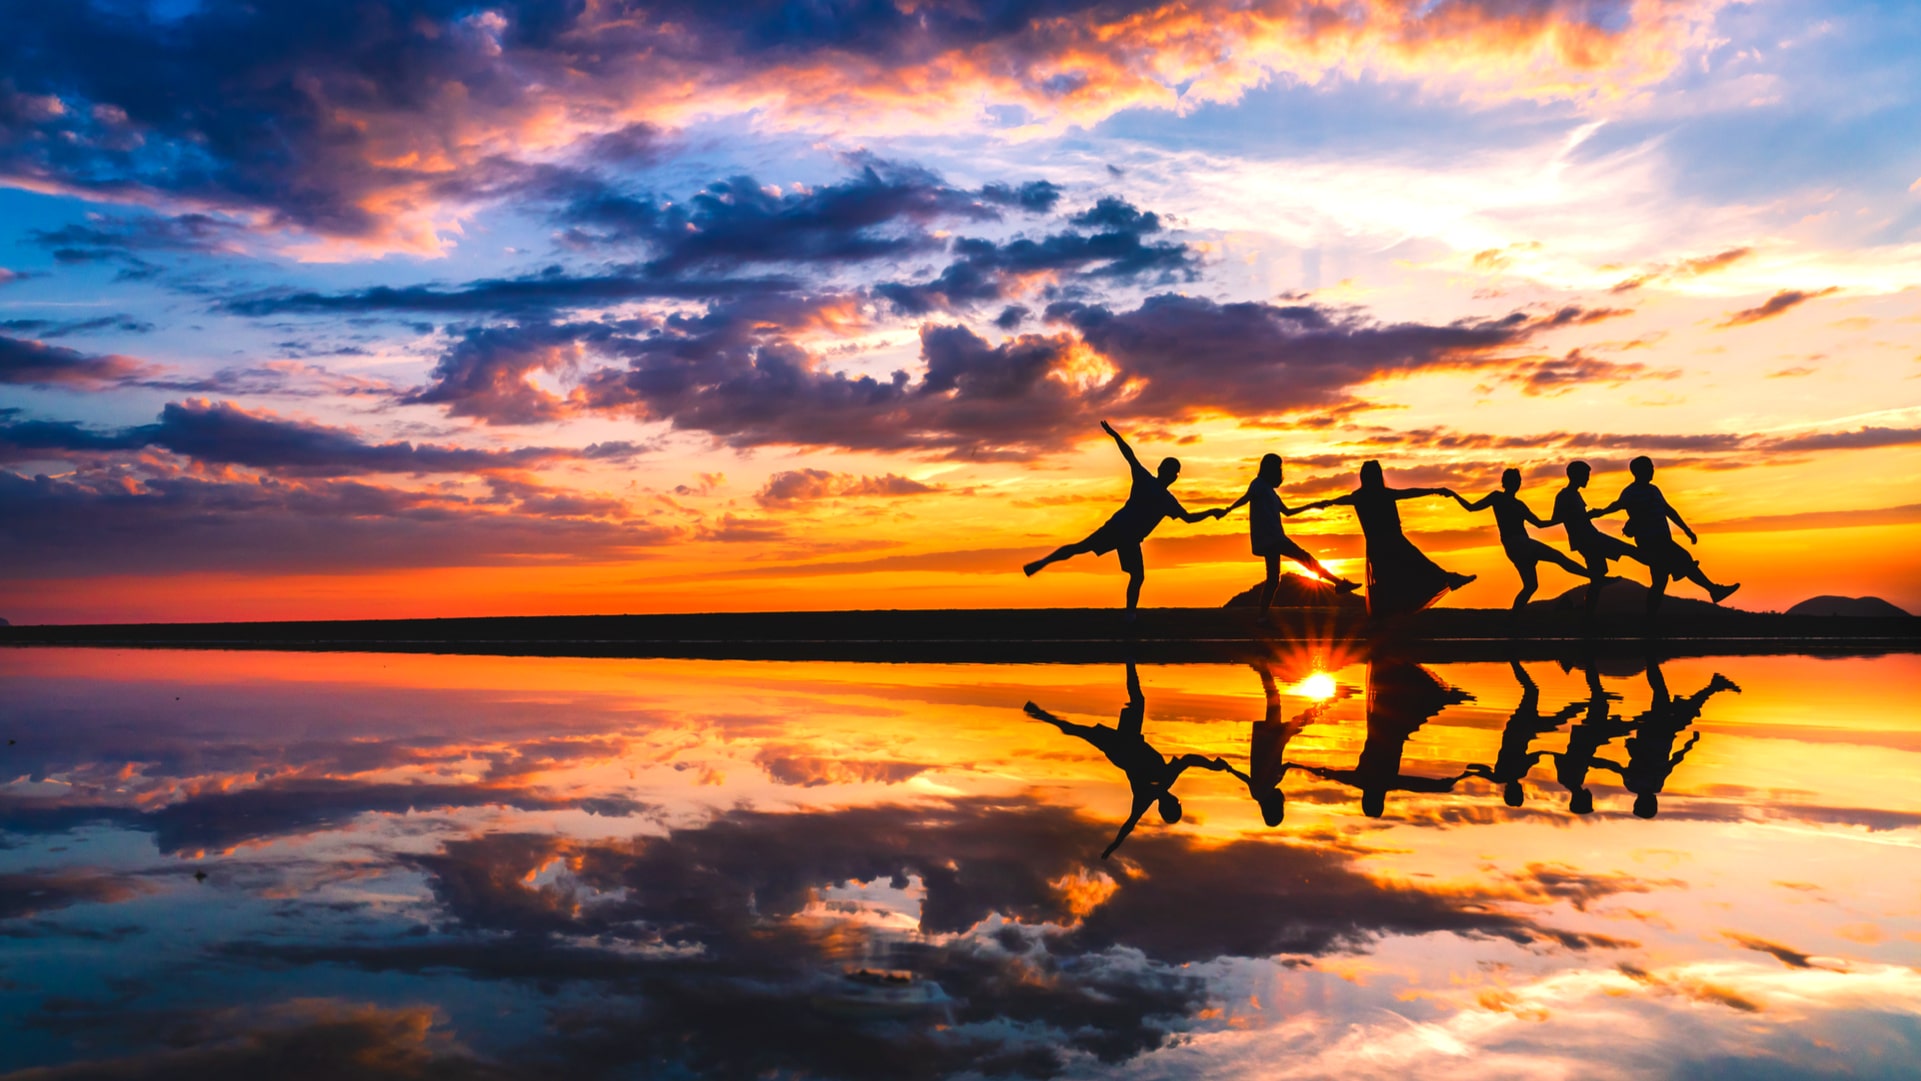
[1082,517,1150,558]
[1572,532,1638,567]
[1637,536,1700,578]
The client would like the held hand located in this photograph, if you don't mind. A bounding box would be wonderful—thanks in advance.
[1212,507,1229,520]
[1100,420,1117,436]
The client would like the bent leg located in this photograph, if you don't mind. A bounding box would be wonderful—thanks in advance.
[1529,539,1589,579]
[1511,558,1540,610]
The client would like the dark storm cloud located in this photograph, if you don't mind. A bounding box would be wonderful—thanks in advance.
[877,197,1196,315]
[556,161,1057,270]
[217,796,1609,1077]
[753,469,940,506]
[0,870,150,920]
[401,323,592,425]
[0,334,153,388]
[1717,287,1841,327]
[31,212,250,266]
[217,266,797,318]
[0,314,156,338]
[0,400,643,475]
[0,469,676,576]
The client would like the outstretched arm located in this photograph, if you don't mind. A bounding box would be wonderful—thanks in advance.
[1668,730,1701,769]
[1102,800,1154,859]
[1101,420,1145,474]
[1455,492,1495,512]
[1589,494,1625,518]
[1665,501,1697,543]
[1024,701,1099,739]
[1390,486,1457,501]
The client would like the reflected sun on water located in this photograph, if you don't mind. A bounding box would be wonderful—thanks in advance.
[1,648,1918,1079]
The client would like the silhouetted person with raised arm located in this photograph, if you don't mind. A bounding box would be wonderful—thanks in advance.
[1234,661,1346,826]
[1605,659,1740,819]
[1465,659,1585,807]
[1302,662,1473,818]
[1023,660,1234,858]
[1589,456,1740,617]
[1223,453,1359,624]
[1549,657,1633,815]
[1301,460,1475,618]
[1544,460,1643,616]
[1024,421,1225,620]
[1455,468,1595,614]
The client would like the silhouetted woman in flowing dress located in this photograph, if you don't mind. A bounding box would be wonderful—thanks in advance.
[1305,460,1475,618]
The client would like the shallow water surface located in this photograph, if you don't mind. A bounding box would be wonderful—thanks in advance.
[2,648,1919,1079]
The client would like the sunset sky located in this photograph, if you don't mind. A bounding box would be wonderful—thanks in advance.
[2,0,1917,623]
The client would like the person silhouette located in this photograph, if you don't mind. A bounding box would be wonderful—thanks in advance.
[1543,460,1643,615]
[1302,460,1475,618]
[1234,661,1345,826]
[1589,457,1740,617]
[1023,421,1225,620]
[1548,657,1634,815]
[1023,660,1234,858]
[1607,660,1740,818]
[1454,469,1596,614]
[1222,454,1360,625]
[1464,659,1585,807]
[1301,662,1473,818]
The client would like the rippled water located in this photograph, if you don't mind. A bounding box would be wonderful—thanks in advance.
[2,647,1918,1079]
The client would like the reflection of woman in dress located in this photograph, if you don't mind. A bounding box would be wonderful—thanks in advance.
[1305,460,1476,617]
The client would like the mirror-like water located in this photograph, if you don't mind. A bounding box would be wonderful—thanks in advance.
[2,648,1918,1079]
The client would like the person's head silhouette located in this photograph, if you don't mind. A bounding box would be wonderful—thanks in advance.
[1359,460,1384,489]
[1501,468,1521,494]
[1629,456,1654,482]
[1258,453,1282,487]
[1258,790,1286,826]
[1633,792,1658,819]
[1504,780,1526,807]
[1157,457,1182,484]
[1569,788,1594,815]
[1567,460,1591,489]
[1362,790,1386,817]
[1157,792,1183,823]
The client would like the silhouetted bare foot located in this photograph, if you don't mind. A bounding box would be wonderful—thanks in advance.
[1446,572,1477,590]
[1023,560,1043,577]
[1334,578,1361,593]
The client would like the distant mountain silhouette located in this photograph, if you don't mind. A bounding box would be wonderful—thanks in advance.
[1224,572,1365,610]
[0,617,9,626]
[1529,576,1733,617]
[1786,595,1911,618]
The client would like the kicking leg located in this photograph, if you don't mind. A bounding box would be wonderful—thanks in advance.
[1025,541,1091,577]
[1677,561,1741,604]
[1279,538,1361,593]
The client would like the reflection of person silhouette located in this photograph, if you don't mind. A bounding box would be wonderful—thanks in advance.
[1235,662,1345,825]
[1548,659,1633,815]
[1222,454,1360,624]
[1023,661,1234,858]
[1302,460,1475,618]
[1023,421,1225,620]
[1464,660,1585,807]
[1589,456,1740,617]
[1545,460,1644,616]
[1606,660,1740,818]
[1302,662,1472,817]
[1454,469,1595,614]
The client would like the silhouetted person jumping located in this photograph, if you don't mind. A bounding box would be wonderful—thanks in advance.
[1023,660,1233,858]
[1303,460,1474,618]
[1024,421,1224,619]
[1607,659,1740,819]
[1464,659,1585,807]
[1223,454,1359,624]
[1545,460,1643,615]
[1455,468,1595,613]
[1589,456,1740,617]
